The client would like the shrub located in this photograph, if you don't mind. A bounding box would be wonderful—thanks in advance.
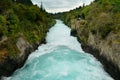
[98,26,112,39]
[7,9,19,25]
[0,15,6,24]
[0,15,8,35]
[91,29,97,35]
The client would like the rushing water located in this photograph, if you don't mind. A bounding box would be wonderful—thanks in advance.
[4,20,113,80]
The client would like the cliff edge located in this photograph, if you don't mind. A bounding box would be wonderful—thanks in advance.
[54,0,120,80]
[0,0,55,79]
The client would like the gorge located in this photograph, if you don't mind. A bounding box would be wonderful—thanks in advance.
[0,0,120,80]
[3,20,113,80]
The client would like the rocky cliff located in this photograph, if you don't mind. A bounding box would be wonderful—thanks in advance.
[0,36,32,77]
[54,0,120,79]
[0,0,55,79]
[70,19,120,80]
[0,30,52,79]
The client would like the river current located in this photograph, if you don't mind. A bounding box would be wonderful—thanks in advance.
[4,20,113,80]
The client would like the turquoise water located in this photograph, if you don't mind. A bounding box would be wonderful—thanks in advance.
[4,20,113,80]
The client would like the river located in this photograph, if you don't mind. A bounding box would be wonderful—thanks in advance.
[3,20,113,80]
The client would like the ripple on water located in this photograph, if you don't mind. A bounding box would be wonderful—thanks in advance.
[3,20,113,80]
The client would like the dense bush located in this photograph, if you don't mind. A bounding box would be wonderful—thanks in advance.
[0,0,55,57]
[55,0,120,43]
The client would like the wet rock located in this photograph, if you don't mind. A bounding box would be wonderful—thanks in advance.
[81,44,120,80]
[69,19,120,80]
[0,37,45,79]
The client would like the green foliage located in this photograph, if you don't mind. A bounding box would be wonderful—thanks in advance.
[111,0,120,12]
[98,26,113,39]
[7,9,19,25]
[81,13,85,19]
[55,0,120,43]
[0,0,13,11]
[0,0,55,58]
[26,8,37,21]
[94,0,99,2]
[81,5,91,16]
[0,15,6,24]
[16,0,32,5]
[0,15,7,36]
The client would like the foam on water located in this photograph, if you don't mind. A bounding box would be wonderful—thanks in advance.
[3,20,113,80]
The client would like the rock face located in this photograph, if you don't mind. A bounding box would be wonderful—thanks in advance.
[16,37,31,57]
[0,0,55,79]
[0,36,7,44]
[70,19,120,80]
[0,36,40,79]
[88,32,120,68]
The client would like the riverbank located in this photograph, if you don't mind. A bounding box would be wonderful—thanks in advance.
[3,20,113,80]
[71,30,120,80]
[54,0,120,79]
[0,30,54,80]
[81,44,120,80]
[0,0,55,79]
[0,38,45,78]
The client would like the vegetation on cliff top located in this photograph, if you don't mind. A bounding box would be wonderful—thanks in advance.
[0,0,55,61]
[54,0,120,43]
[54,1,120,79]
[53,0,120,79]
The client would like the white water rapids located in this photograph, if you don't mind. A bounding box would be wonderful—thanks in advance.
[3,20,113,80]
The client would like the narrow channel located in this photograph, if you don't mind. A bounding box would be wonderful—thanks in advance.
[4,20,113,80]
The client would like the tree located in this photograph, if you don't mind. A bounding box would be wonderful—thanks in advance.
[16,0,32,5]
[81,13,85,19]
[83,3,85,7]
